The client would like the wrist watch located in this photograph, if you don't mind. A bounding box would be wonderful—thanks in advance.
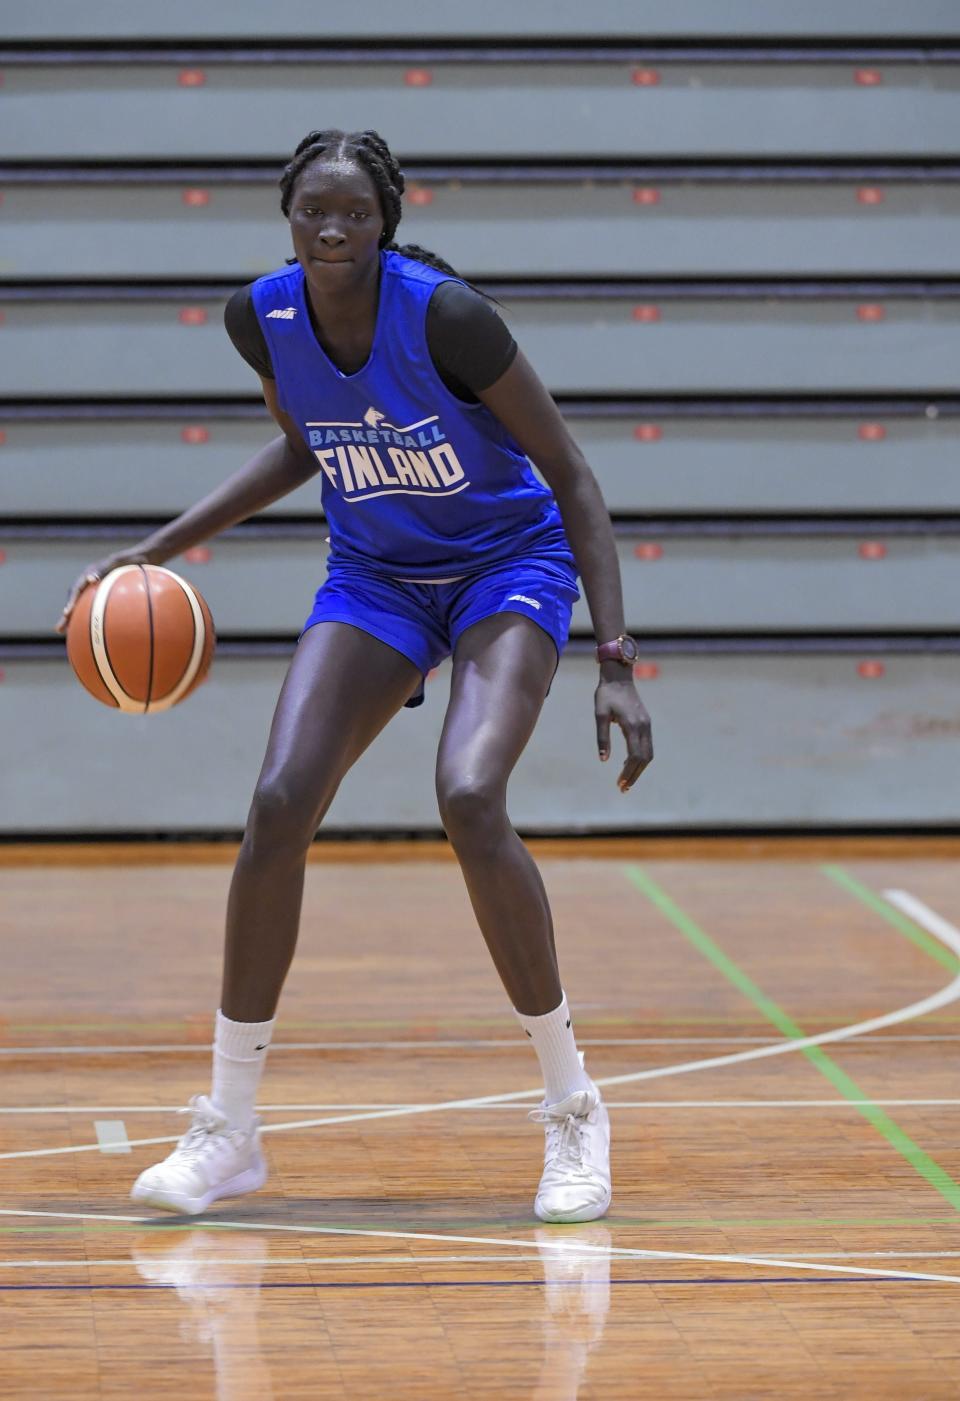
[596,633,639,666]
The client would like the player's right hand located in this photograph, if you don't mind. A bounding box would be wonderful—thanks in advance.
[55,549,151,636]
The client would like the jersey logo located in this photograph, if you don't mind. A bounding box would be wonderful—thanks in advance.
[508,594,542,611]
[306,412,471,502]
[265,306,298,320]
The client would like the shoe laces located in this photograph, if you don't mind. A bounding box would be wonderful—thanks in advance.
[174,1094,235,1162]
[529,1102,592,1173]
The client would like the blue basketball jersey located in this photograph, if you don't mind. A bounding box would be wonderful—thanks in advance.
[251,250,575,580]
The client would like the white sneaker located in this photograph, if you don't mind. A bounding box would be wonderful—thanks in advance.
[529,1082,611,1224]
[130,1094,267,1215]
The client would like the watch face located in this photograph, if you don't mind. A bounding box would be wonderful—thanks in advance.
[620,635,639,663]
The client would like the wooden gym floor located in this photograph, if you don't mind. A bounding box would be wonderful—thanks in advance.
[2,838,960,1399]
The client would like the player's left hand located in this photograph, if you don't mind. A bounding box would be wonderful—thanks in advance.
[595,676,653,793]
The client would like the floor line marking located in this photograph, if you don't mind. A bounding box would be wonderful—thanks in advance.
[93,1121,130,1155]
[883,890,960,959]
[0,1255,546,1269]
[0,1207,957,1286]
[4,1098,960,1116]
[824,868,960,974]
[4,883,958,1168]
[5,1211,960,1235]
[10,1248,960,1269]
[627,867,960,1214]
[4,1032,960,1057]
[4,913,958,1162]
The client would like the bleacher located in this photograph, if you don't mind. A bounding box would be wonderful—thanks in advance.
[3,1,959,832]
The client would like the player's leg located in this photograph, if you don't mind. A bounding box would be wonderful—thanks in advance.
[131,619,422,1214]
[435,611,610,1222]
[436,612,562,1014]
[222,619,422,1022]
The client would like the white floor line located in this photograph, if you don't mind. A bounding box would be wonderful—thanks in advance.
[0,1254,547,1269]
[8,1248,960,1271]
[4,1033,960,1057]
[884,890,960,952]
[4,886,957,1166]
[4,1097,960,1116]
[0,1037,787,1056]
[0,1207,957,1287]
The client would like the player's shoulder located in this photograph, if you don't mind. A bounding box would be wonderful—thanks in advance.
[248,262,304,311]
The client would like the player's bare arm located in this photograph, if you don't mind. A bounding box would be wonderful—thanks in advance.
[56,377,319,634]
[479,348,654,792]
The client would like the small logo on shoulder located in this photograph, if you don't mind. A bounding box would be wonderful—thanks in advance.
[266,306,298,320]
[507,594,541,611]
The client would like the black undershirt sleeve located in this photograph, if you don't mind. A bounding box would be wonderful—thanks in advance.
[223,278,517,403]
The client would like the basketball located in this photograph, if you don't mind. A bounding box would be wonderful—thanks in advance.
[65,564,216,712]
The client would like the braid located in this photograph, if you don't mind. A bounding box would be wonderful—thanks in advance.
[280,127,499,304]
[279,128,348,217]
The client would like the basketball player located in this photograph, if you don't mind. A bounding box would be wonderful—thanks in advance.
[57,129,653,1222]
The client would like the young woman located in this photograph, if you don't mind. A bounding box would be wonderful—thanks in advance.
[57,128,653,1223]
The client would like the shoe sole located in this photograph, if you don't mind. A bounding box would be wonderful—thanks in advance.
[534,1189,612,1225]
[130,1157,268,1216]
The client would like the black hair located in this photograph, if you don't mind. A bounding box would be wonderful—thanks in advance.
[279,127,498,303]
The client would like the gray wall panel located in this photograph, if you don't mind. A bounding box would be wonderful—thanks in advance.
[8,1,960,39]
[6,65,960,161]
[6,416,960,518]
[4,652,958,832]
[8,183,960,280]
[7,533,959,637]
[5,297,960,398]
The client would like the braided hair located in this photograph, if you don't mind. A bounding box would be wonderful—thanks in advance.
[279,127,496,302]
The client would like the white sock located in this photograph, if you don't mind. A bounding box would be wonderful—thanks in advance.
[515,991,592,1105]
[210,1010,275,1129]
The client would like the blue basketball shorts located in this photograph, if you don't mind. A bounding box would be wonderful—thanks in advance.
[301,554,581,707]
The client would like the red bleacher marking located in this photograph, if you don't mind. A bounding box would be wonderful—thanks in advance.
[633,424,663,442]
[854,69,882,86]
[184,547,212,564]
[633,543,663,561]
[858,541,887,560]
[857,660,885,679]
[405,69,433,86]
[631,68,661,86]
[858,423,887,442]
[0,430,6,445]
[181,426,210,444]
[633,662,660,681]
[407,188,434,206]
[182,189,211,207]
[857,187,885,205]
[632,305,661,323]
[632,188,661,205]
[857,304,885,322]
[178,69,206,87]
[178,307,208,326]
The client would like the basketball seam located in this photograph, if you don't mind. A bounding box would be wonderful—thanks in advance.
[87,579,118,709]
[141,564,154,715]
[90,570,140,713]
[148,568,206,712]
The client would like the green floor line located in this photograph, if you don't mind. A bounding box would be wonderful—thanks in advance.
[5,1214,960,1238]
[624,865,960,1215]
[822,865,960,974]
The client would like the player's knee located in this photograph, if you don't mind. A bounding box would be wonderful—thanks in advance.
[437,774,505,846]
[244,778,322,856]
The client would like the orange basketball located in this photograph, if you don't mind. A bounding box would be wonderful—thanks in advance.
[66,564,216,712]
